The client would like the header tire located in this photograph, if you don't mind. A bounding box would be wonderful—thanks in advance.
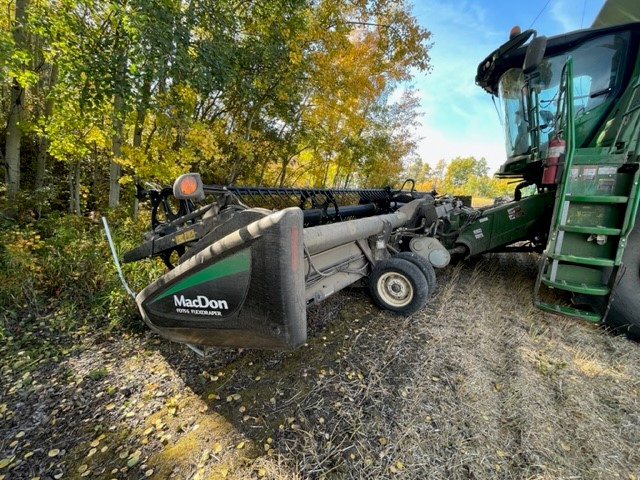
[369,258,429,315]
[393,252,436,299]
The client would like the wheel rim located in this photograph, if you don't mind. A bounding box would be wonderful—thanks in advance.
[376,272,414,307]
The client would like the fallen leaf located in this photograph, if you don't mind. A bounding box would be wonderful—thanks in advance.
[47,449,60,458]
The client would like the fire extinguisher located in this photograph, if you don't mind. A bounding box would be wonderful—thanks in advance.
[542,136,566,185]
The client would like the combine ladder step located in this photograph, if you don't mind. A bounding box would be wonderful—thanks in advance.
[559,225,622,235]
[535,302,602,322]
[565,194,629,203]
[546,253,615,267]
[541,278,610,295]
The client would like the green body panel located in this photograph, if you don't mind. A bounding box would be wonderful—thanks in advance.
[150,249,251,303]
[455,191,555,257]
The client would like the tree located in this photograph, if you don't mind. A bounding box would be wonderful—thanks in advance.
[4,0,29,200]
[444,157,482,190]
[1,0,433,213]
[443,156,512,199]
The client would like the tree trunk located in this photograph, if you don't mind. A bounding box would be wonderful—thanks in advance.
[109,93,124,208]
[69,160,81,215]
[227,112,255,185]
[4,0,28,200]
[5,83,23,199]
[131,78,150,219]
[109,21,126,209]
[35,63,58,192]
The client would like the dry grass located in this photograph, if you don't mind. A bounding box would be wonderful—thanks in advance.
[1,253,639,479]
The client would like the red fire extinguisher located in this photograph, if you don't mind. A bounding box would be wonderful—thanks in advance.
[542,136,566,185]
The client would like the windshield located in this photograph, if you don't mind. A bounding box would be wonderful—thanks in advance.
[498,32,628,158]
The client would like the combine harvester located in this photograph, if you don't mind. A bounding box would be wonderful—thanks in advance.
[120,0,640,348]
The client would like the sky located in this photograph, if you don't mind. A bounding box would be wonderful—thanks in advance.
[409,0,607,174]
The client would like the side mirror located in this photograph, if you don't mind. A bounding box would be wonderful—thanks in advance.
[523,36,547,74]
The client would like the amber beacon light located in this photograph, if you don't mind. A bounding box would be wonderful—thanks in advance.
[173,173,205,200]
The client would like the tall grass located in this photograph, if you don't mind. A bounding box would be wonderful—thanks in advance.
[0,208,164,348]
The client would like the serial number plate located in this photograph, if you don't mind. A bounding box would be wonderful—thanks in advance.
[175,229,197,244]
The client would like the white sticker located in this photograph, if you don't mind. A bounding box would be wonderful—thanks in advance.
[598,166,617,176]
[479,217,489,223]
[547,146,565,157]
[583,167,597,179]
[570,167,580,180]
[473,228,484,239]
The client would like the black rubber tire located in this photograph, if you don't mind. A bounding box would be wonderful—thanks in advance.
[369,258,429,315]
[605,212,640,340]
[393,252,436,299]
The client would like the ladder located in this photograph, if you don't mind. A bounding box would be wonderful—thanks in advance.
[534,60,640,322]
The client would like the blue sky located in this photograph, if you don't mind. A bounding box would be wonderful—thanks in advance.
[409,0,606,173]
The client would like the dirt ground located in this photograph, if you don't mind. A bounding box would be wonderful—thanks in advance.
[1,252,639,479]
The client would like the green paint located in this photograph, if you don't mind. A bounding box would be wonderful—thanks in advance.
[151,249,251,303]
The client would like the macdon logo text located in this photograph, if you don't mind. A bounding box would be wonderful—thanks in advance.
[173,295,229,316]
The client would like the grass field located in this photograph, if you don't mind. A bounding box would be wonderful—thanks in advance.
[1,252,639,479]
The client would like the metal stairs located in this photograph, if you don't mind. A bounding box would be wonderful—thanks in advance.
[534,61,640,322]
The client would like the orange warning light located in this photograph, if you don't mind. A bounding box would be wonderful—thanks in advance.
[173,173,204,200]
[178,175,199,196]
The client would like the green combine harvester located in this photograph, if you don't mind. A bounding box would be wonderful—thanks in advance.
[119,1,640,349]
